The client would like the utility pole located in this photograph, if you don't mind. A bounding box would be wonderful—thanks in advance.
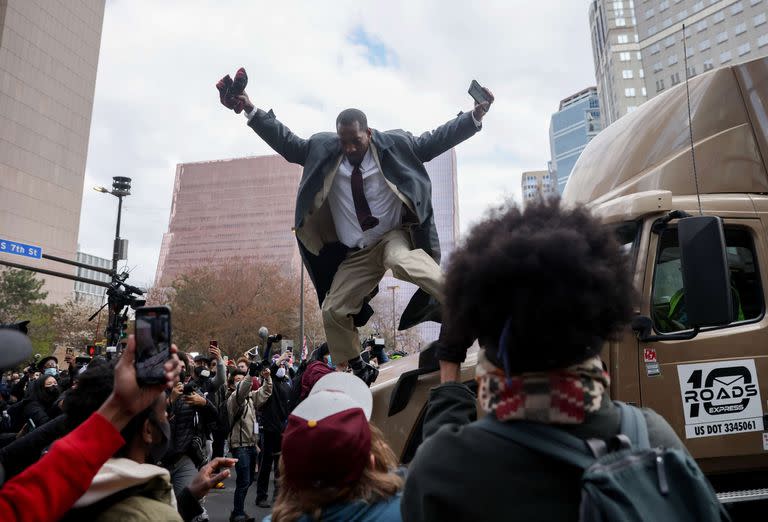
[387,285,399,352]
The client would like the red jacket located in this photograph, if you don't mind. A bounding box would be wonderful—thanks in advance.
[0,412,124,522]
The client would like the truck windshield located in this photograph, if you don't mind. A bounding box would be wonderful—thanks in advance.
[612,221,640,260]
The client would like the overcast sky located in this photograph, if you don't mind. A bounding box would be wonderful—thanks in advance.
[77,0,596,289]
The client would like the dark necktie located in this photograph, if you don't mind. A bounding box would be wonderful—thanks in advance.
[351,163,380,231]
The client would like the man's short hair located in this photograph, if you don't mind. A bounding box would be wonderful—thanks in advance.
[336,108,368,131]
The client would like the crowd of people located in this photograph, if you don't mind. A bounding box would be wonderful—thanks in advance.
[0,199,728,521]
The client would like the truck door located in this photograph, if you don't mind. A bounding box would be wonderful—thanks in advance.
[639,218,768,467]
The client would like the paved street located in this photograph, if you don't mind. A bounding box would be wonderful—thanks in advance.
[204,474,273,522]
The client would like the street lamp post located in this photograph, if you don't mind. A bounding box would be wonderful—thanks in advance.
[387,285,399,352]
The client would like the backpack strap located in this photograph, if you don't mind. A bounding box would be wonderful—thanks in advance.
[474,415,596,470]
[614,401,651,449]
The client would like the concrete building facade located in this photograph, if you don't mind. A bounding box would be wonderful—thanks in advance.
[154,155,303,287]
[521,170,557,205]
[636,0,768,98]
[590,0,649,126]
[0,0,105,302]
[549,87,602,194]
[73,250,110,307]
[590,0,768,127]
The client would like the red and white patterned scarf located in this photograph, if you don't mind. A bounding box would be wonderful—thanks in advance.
[476,349,609,424]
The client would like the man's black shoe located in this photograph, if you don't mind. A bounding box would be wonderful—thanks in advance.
[353,362,379,386]
[255,499,271,508]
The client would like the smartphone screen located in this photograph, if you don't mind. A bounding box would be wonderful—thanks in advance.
[135,306,172,385]
[468,79,489,105]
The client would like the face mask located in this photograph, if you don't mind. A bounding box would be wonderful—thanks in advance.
[276,367,286,379]
[147,417,171,464]
[44,368,58,377]
[44,386,59,400]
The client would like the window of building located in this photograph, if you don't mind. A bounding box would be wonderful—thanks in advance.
[653,61,664,72]
[620,51,631,61]
[696,20,707,32]
[663,17,673,28]
[616,17,627,26]
[731,2,744,14]
[627,106,638,113]
[687,65,697,77]
[755,13,767,27]
[759,34,768,48]
[751,0,763,5]
[656,79,666,92]
[686,45,695,58]
[637,51,642,60]
[625,87,636,97]
[671,72,681,85]
[716,31,728,44]
[622,69,634,79]
[641,86,647,96]
[648,25,658,36]
[699,39,711,51]
[651,227,763,333]
[639,68,645,78]
[703,59,715,71]
[613,0,623,9]
[734,22,747,35]
[721,50,733,63]
[738,42,751,56]
[676,9,688,22]
[617,34,630,43]
[668,54,678,65]
[713,10,725,24]
[650,43,661,54]
[645,8,654,19]
[665,36,675,48]
[693,1,704,12]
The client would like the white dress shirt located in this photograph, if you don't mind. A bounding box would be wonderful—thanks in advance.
[327,148,404,249]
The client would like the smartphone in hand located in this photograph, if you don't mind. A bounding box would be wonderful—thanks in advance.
[468,79,490,106]
[134,306,172,385]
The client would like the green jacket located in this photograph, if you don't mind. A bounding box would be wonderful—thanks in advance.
[228,373,273,449]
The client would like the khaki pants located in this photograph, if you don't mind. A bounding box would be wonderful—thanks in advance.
[322,228,443,364]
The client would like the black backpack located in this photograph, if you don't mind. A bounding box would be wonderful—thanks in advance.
[475,402,729,522]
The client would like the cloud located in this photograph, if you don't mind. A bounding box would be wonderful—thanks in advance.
[78,0,596,288]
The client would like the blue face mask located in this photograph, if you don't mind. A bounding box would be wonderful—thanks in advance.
[44,368,58,377]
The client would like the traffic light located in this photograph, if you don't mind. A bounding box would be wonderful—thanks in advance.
[86,345,101,357]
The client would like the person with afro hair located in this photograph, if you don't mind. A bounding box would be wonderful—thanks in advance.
[402,199,688,522]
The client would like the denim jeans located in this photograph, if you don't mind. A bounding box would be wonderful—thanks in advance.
[256,430,282,502]
[168,455,197,500]
[232,446,258,516]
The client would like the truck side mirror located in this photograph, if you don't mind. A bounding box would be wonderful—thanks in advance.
[678,216,733,328]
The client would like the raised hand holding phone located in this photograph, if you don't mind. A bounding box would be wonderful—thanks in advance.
[468,79,495,121]
[134,306,172,385]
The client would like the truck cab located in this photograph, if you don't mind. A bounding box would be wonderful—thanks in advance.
[371,56,768,505]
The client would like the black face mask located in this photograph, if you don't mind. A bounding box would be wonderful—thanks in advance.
[44,386,59,402]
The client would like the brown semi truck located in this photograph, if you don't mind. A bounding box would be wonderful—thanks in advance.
[370,55,768,505]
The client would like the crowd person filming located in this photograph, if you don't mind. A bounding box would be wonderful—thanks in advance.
[401,199,727,522]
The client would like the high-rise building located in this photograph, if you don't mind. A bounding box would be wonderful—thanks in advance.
[375,150,460,349]
[73,250,110,307]
[590,0,768,127]
[155,150,459,351]
[590,0,649,126]
[548,87,602,194]
[0,1,106,302]
[154,155,303,287]
[521,170,557,204]
[636,0,768,98]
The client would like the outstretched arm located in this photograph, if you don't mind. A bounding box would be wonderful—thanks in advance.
[237,93,310,165]
[411,86,494,163]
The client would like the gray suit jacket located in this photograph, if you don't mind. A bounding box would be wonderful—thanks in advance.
[247,109,480,330]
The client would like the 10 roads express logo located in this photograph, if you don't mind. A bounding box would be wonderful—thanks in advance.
[684,366,757,417]
[677,359,763,439]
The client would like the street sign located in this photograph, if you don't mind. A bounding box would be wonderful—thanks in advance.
[0,238,42,259]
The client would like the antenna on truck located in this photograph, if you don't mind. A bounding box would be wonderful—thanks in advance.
[682,23,703,216]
